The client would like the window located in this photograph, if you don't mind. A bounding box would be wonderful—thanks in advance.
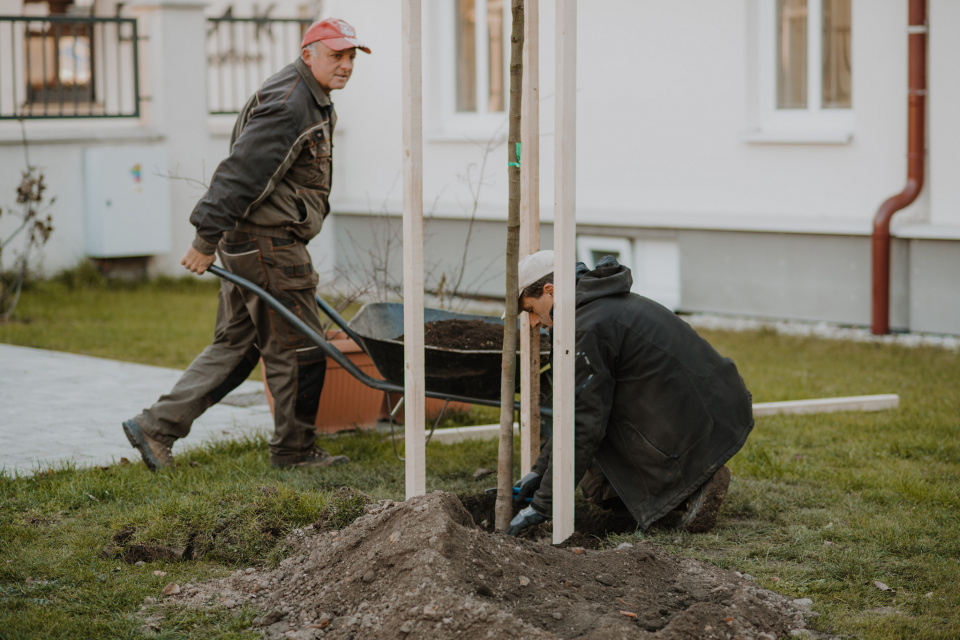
[0,0,140,119]
[25,23,94,108]
[454,0,506,114]
[205,16,314,115]
[748,0,852,143]
[776,0,851,110]
[422,0,509,139]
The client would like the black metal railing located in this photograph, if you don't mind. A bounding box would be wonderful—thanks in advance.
[0,15,139,119]
[206,16,312,115]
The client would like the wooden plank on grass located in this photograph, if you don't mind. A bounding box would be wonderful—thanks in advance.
[401,0,426,499]
[429,423,520,445]
[552,0,577,546]
[753,394,900,416]
[428,394,899,445]
[519,0,540,476]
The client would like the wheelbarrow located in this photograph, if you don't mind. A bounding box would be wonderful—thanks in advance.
[208,266,551,433]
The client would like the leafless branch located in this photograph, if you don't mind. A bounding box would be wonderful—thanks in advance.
[1,121,55,321]
[154,162,211,191]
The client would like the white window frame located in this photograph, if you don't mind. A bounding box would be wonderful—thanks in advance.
[746,0,854,144]
[423,0,510,141]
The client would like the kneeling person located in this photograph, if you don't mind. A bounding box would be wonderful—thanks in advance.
[507,251,754,536]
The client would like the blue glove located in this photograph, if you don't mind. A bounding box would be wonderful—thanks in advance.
[506,505,546,536]
[513,471,542,504]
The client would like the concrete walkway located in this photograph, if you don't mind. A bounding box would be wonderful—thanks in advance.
[0,344,274,476]
[0,343,518,476]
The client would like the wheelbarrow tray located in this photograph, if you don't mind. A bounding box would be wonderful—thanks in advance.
[206,265,547,410]
[348,302,546,401]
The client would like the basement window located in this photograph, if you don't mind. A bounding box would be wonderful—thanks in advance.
[577,236,633,272]
[576,235,680,311]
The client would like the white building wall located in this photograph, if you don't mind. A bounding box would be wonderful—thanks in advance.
[1,0,958,329]
[322,1,947,234]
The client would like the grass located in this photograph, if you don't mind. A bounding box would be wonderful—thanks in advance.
[0,271,222,370]
[0,432,504,639]
[0,266,366,381]
[2,273,960,638]
[617,330,960,640]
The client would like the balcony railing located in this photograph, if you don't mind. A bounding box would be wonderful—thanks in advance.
[206,16,312,115]
[0,15,139,119]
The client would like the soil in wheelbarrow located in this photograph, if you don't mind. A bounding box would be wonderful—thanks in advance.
[399,318,551,352]
[149,490,825,640]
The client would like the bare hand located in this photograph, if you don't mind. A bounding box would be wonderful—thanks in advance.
[181,246,217,275]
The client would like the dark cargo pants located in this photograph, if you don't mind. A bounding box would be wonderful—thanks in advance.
[580,460,630,515]
[135,231,326,465]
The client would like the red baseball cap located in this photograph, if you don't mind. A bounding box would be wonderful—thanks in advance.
[301,18,371,54]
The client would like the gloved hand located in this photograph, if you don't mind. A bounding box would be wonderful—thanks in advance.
[513,471,542,503]
[506,505,546,536]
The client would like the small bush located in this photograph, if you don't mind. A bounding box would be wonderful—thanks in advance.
[51,260,107,290]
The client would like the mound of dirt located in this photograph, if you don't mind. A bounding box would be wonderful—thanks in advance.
[152,492,826,639]
[459,492,640,547]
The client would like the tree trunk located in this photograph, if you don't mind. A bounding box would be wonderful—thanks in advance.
[496,0,525,532]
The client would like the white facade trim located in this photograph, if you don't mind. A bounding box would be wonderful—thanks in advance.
[0,121,163,144]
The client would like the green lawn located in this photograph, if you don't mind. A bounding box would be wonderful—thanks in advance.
[2,276,959,639]
[0,275,223,369]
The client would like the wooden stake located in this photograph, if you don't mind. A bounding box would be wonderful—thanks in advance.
[552,0,576,545]
[519,0,541,476]
[752,394,900,416]
[401,0,426,499]
[496,0,525,533]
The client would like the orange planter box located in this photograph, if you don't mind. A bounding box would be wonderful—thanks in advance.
[262,330,470,433]
[262,331,385,433]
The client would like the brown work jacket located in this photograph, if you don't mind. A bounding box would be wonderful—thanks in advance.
[190,58,336,254]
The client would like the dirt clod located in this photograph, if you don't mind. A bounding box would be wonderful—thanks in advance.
[152,491,829,639]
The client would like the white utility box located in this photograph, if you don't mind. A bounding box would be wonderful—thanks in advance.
[83,146,171,257]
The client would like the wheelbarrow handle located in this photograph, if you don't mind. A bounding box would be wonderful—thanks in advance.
[207,264,403,395]
[313,293,366,347]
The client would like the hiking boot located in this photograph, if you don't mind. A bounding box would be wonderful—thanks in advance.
[678,465,731,533]
[122,418,174,471]
[271,448,350,469]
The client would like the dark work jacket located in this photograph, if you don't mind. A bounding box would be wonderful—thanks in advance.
[190,58,336,254]
[530,260,754,530]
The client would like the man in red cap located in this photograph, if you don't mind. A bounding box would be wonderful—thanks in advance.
[299,18,371,94]
[123,19,371,470]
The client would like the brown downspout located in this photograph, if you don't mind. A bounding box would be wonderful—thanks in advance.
[871,0,927,334]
